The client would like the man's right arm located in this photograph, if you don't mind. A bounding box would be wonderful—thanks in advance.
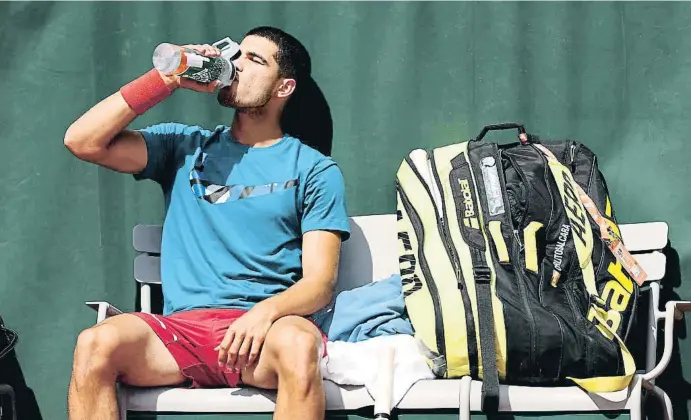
[63,44,222,175]
[63,86,174,174]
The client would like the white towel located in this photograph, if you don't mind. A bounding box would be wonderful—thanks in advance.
[320,334,436,408]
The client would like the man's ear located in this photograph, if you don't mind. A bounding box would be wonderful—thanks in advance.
[277,78,296,98]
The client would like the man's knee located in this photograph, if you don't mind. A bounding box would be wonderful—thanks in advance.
[73,322,123,378]
[267,320,322,384]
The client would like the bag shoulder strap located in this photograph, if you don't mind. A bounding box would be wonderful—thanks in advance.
[533,143,638,392]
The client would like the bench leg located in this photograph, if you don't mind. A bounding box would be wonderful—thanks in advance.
[630,392,642,420]
[117,383,127,420]
[459,376,472,420]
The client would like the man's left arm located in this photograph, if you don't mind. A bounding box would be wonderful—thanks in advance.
[261,229,343,319]
[266,158,351,317]
[217,160,350,371]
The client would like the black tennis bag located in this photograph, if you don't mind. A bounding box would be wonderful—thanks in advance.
[397,123,645,409]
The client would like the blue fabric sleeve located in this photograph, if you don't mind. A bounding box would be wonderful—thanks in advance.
[133,122,190,185]
[301,159,351,241]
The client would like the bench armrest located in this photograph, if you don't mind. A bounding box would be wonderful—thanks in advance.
[642,300,691,381]
[85,301,125,324]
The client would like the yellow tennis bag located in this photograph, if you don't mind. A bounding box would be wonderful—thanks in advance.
[396,123,645,410]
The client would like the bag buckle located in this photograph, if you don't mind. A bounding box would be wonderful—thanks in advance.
[474,266,492,282]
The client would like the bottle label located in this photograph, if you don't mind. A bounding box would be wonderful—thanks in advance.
[179,50,230,84]
[185,53,208,69]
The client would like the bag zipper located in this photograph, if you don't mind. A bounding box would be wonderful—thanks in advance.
[503,150,538,376]
[429,152,480,378]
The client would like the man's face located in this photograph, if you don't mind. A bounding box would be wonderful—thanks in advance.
[217,35,282,110]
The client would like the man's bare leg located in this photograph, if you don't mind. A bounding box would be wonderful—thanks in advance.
[68,314,186,420]
[241,316,326,420]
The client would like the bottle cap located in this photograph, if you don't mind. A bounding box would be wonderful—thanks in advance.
[213,37,241,61]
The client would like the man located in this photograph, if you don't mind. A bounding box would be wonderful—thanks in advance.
[64,26,350,420]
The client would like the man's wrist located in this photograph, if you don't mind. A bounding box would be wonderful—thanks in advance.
[119,69,175,115]
[158,71,180,91]
[256,300,281,323]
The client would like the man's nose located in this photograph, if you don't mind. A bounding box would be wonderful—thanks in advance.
[233,59,243,72]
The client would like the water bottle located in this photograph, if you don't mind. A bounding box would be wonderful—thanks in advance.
[152,37,240,88]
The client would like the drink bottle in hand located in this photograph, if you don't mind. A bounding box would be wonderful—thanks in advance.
[152,37,239,87]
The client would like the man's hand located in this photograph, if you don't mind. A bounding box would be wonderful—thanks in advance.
[215,302,278,373]
[158,44,223,93]
[214,231,341,373]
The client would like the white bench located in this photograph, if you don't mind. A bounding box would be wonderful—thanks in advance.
[86,214,690,420]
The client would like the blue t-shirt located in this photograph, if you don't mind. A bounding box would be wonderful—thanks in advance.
[134,123,351,315]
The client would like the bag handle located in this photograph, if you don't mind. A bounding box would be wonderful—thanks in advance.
[0,316,18,360]
[474,123,529,144]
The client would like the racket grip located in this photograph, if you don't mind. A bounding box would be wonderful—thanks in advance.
[373,345,395,419]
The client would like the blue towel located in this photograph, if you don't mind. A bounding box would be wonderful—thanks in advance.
[323,274,415,342]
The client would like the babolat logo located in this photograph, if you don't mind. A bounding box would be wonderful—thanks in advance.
[553,224,570,272]
[459,179,479,229]
[588,261,634,338]
[560,170,587,245]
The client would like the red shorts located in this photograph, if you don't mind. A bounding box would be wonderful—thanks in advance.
[132,308,328,388]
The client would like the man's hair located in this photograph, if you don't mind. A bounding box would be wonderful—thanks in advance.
[244,26,311,81]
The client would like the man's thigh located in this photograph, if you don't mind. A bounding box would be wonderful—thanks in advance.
[241,316,326,390]
[96,314,186,387]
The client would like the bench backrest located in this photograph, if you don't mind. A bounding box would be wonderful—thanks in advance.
[133,215,669,296]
